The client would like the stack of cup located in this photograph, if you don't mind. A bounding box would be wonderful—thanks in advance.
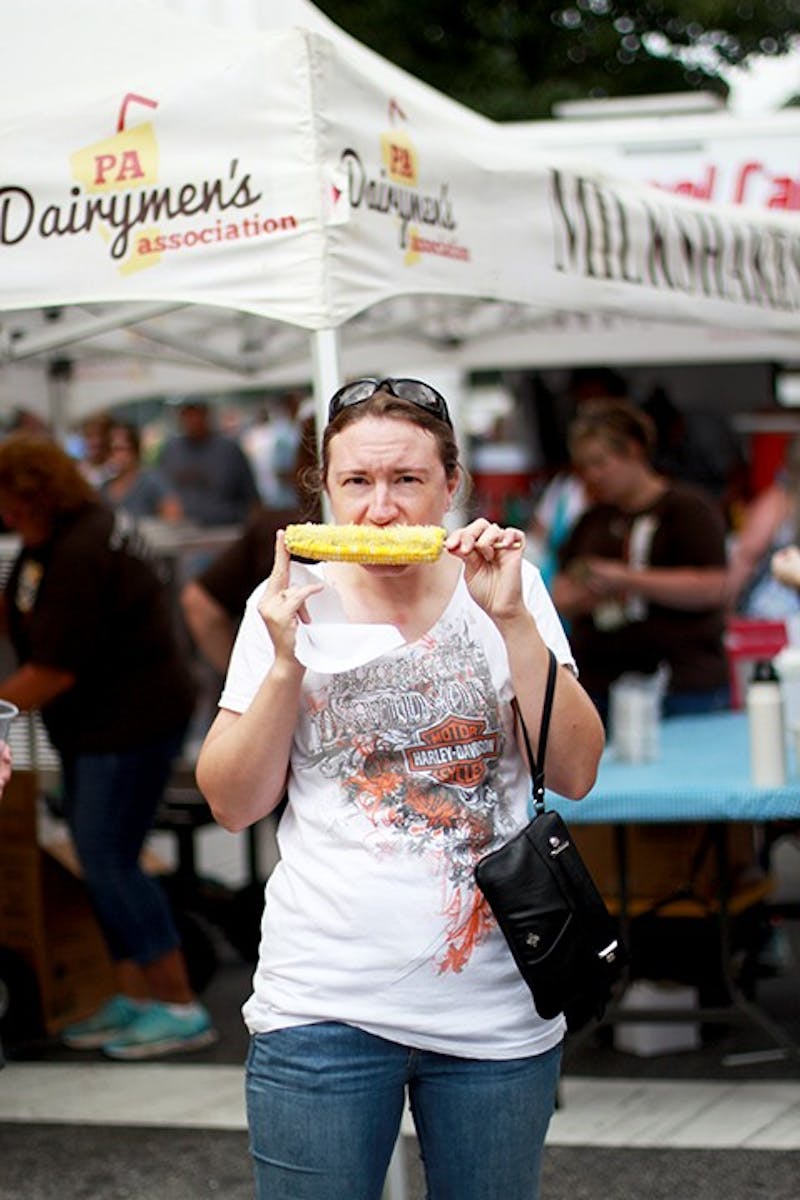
[609,673,661,764]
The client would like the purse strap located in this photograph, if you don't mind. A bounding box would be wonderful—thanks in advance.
[513,647,558,815]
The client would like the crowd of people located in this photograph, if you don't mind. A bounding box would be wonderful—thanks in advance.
[1,378,799,1197]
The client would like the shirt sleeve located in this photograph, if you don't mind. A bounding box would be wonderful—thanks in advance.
[521,559,577,673]
[662,488,727,568]
[218,580,274,713]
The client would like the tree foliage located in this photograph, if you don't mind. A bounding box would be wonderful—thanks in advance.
[315,0,800,119]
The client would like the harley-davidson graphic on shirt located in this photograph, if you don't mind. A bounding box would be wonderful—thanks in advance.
[303,615,507,974]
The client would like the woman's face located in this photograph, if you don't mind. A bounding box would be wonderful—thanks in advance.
[108,431,137,473]
[325,415,457,533]
[571,435,640,507]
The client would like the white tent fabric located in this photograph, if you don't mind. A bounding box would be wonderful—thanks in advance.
[3,0,800,330]
[2,0,800,429]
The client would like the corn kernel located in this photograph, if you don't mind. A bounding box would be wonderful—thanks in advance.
[284,523,446,564]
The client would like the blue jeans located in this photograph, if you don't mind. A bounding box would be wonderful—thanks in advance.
[245,1021,562,1200]
[59,732,184,965]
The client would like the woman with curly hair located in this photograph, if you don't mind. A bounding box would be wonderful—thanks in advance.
[0,432,214,1059]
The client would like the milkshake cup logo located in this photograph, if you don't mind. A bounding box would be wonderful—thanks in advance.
[69,93,160,275]
[381,99,418,188]
[384,100,423,266]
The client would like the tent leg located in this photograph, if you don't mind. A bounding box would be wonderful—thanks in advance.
[47,357,72,444]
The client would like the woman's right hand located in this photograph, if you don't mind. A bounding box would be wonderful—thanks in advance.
[257,531,323,663]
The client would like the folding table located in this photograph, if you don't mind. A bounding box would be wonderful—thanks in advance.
[550,711,800,1062]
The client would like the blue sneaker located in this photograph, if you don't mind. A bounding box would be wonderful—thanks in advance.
[61,995,144,1049]
[102,1002,217,1060]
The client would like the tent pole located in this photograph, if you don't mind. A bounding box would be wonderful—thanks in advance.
[47,357,72,444]
[311,328,342,521]
[7,302,184,362]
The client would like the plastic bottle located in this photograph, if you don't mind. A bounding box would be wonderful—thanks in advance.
[746,659,787,788]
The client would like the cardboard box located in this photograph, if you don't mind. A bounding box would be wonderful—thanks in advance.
[0,771,115,1034]
[614,981,701,1057]
[570,821,760,907]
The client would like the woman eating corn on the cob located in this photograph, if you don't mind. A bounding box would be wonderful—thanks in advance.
[197,378,604,1200]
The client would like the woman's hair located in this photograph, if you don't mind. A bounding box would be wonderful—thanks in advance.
[568,398,656,462]
[0,432,97,521]
[312,390,461,494]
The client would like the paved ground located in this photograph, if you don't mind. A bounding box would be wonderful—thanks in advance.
[3,830,799,1199]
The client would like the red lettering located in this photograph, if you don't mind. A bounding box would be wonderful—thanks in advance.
[672,165,716,200]
[117,150,145,183]
[93,149,145,185]
[389,144,414,179]
[733,160,762,205]
[93,153,117,185]
[767,176,800,210]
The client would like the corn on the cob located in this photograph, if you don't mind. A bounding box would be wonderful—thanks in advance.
[284,523,446,564]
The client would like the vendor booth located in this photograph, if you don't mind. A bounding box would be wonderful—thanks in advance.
[3,0,800,434]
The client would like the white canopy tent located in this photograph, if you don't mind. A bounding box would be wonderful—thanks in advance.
[3,0,800,433]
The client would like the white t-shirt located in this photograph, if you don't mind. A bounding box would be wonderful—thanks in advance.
[222,560,575,1060]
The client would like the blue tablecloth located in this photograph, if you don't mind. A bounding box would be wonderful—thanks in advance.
[550,712,800,824]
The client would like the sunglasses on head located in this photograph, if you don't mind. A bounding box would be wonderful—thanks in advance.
[327,377,452,428]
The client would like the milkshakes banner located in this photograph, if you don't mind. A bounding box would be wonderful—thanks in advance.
[2,0,800,341]
[547,168,800,315]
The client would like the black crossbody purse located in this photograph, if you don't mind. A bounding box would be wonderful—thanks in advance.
[474,649,627,1031]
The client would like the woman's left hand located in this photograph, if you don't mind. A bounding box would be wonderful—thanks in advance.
[446,519,527,619]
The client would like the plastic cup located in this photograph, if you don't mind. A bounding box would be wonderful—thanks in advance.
[0,700,19,743]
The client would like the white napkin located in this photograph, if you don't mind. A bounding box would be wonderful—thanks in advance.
[291,563,406,673]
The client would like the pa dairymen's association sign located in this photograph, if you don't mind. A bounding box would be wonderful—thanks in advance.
[338,99,472,268]
[0,94,300,277]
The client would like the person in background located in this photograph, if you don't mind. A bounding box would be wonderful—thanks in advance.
[0,433,215,1060]
[242,391,304,510]
[526,368,627,588]
[180,416,320,676]
[526,466,591,590]
[77,412,114,488]
[157,398,260,527]
[196,377,604,1200]
[725,436,800,621]
[101,422,183,522]
[551,398,730,722]
[181,506,302,676]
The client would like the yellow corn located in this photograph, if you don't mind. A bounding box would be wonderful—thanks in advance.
[284,523,446,564]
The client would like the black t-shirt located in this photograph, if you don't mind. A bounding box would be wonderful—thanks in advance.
[558,483,729,697]
[196,505,311,620]
[5,504,196,754]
